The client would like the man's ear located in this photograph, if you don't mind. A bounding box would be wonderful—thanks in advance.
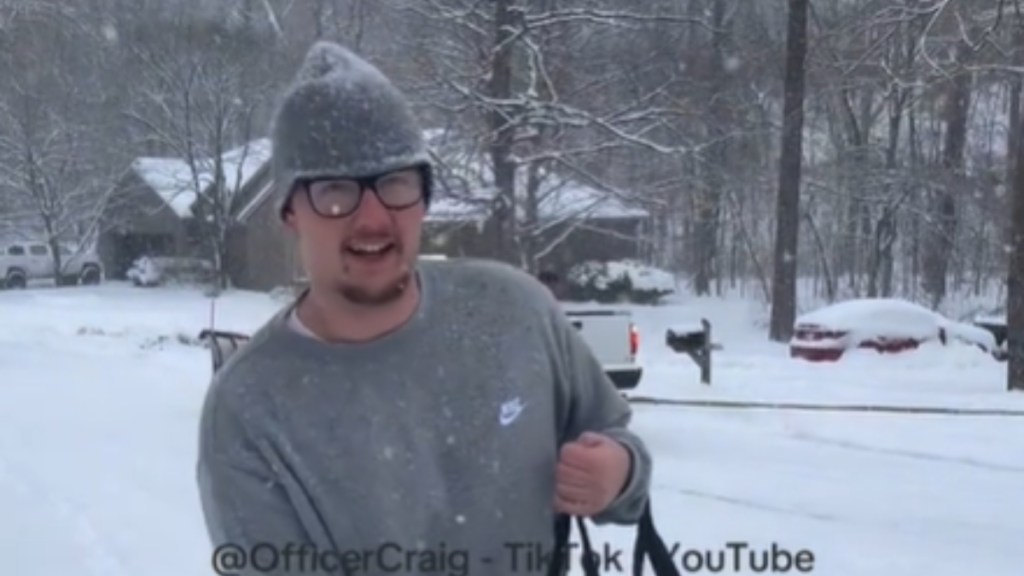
[282,207,297,232]
[281,191,298,231]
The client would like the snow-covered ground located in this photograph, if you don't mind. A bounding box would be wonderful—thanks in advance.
[2,283,1022,575]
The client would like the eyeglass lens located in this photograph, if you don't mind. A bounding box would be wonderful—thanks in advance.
[307,169,423,216]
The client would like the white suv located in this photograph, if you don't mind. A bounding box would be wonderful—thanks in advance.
[0,241,104,289]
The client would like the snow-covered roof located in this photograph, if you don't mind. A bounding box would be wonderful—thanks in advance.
[430,169,649,222]
[222,138,272,192]
[130,138,272,219]
[425,128,649,223]
[423,196,491,223]
[538,180,649,220]
[130,157,198,218]
[229,128,650,225]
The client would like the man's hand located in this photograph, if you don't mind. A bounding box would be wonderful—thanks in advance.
[554,431,632,516]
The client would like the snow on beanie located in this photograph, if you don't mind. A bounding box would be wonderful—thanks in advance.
[269,41,432,219]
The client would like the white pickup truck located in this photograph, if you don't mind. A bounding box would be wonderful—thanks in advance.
[563,304,643,390]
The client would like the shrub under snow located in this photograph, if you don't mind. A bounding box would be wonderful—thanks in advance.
[565,259,677,304]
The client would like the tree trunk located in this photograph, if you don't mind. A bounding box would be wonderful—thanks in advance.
[693,0,729,296]
[769,0,809,342]
[1009,114,1024,392]
[868,85,905,297]
[487,0,517,264]
[1009,50,1024,392]
[922,44,970,309]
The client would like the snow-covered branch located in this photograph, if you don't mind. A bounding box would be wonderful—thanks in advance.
[521,7,718,33]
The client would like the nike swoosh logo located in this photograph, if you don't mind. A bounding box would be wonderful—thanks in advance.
[499,398,525,426]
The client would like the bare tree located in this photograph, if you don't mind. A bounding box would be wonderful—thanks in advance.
[1002,3,1024,392]
[0,3,122,281]
[1009,97,1024,391]
[768,0,809,342]
[120,10,279,289]
[398,0,727,272]
[3,0,1021,330]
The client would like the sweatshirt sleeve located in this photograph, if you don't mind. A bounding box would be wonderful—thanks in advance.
[196,382,321,575]
[546,297,653,526]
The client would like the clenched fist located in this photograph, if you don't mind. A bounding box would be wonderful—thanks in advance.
[554,431,632,516]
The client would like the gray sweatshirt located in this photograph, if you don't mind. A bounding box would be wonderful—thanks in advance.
[196,258,652,576]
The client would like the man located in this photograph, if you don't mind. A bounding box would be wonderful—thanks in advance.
[197,41,652,576]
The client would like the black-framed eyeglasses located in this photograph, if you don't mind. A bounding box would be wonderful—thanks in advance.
[301,167,425,218]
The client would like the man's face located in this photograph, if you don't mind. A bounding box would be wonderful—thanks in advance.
[284,167,426,306]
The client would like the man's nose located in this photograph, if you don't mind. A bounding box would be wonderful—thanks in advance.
[351,188,391,222]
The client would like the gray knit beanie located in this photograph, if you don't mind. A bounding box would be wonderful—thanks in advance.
[269,41,432,219]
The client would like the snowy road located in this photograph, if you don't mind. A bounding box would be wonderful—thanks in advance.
[2,284,1022,575]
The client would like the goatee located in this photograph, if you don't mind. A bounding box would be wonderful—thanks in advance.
[335,270,413,306]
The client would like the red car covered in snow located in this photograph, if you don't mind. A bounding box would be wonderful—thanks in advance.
[789,298,997,362]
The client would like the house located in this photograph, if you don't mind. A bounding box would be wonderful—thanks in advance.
[422,177,652,270]
[226,164,305,292]
[97,156,203,279]
[100,128,652,292]
[228,137,653,290]
[97,139,272,280]
[421,129,653,270]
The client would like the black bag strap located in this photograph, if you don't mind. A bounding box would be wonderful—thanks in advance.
[547,500,679,576]
[631,500,679,576]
